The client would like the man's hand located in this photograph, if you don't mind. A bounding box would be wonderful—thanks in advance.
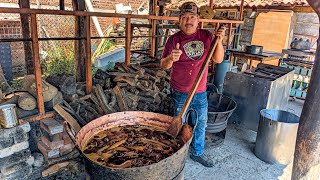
[170,43,182,62]
[216,26,226,42]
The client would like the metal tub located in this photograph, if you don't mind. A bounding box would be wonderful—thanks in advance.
[255,109,299,164]
[69,111,192,180]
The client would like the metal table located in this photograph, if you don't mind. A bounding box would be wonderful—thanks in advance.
[228,49,283,69]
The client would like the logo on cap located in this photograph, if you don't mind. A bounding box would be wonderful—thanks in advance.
[180,2,199,15]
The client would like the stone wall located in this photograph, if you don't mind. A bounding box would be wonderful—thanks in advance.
[0,123,35,180]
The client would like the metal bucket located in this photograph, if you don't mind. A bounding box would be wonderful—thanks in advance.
[67,111,193,180]
[255,109,299,164]
[206,93,237,133]
[0,104,18,128]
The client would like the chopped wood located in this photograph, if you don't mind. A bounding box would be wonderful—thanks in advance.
[42,161,70,177]
[113,76,136,86]
[23,75,58,102]
[53,104,81,133]
[113,85,128,111]
[46,73,76,95]
[108,72,139,79]
[96,84,116,113]
[17,92,37,110]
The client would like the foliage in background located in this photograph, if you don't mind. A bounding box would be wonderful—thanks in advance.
[41,42,76,76]
[92,26,115,63]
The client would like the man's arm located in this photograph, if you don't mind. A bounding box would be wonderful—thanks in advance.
[211,26,227,64]
[160,55,174,70]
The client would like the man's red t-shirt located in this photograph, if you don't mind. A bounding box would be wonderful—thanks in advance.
[162,29,214,93]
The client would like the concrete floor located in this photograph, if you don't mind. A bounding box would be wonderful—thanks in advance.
[184,99,305,180]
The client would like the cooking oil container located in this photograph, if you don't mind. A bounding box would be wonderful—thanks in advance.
[0,104,18,128]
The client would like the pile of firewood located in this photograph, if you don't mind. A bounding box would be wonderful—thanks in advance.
[61,62,173,126]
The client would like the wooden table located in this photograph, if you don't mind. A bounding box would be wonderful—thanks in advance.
[228,49,283,69]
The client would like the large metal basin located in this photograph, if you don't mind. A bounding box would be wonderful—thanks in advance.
[73,111,192,180]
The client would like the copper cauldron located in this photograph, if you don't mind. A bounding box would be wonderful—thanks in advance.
[66,111,193,180]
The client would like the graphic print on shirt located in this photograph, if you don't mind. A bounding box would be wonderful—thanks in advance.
[183,41,204,61]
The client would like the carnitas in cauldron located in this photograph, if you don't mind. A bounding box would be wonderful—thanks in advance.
[82,125,184,168]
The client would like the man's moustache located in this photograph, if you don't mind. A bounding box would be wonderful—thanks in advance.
[186,24,193,26]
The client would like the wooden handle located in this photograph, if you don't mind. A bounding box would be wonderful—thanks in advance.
[178,34,222,119]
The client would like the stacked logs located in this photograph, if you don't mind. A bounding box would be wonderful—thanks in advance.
[61,62,173,126]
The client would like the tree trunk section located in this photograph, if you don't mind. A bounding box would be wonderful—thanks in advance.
[292,1,320,179]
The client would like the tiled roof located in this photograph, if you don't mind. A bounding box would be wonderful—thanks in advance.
[213,0,308,7]
[165,0,209,10]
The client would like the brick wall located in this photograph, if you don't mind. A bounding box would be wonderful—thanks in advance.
[1,0,145,11]
[0,0,148,76]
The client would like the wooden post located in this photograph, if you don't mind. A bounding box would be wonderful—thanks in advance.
[226,23,232,49]
[150,19,156,57]
[125,18,131,66]
[292,0,320,179]
[239,0,245,20]
[73,0,86,82]
[210,0,214,9]
[60,0,65,10]
[200,22,204,29]
[30,14,45,115]
[18,0,34,75]
[85,16,92,94]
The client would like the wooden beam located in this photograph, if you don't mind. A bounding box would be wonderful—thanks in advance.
[292,1,320,179]
[59,0,65,10]
[73,0,86,82]
[0,8,244,24]
[85,15,92,94]
[18,0,34,75]
[30,14,45,115]
[239,0,245,20]
[153,0,157,16]
[226,23,232,49]
[210,0,214,9]
[125,18,131,66]
[19,112,56,122]
[214,5,315,13]
[150,19,156,57]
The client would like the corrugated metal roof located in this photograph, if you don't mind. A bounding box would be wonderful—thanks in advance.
[213,0,308,7]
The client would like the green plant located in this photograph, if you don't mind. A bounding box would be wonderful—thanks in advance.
[42,43,76,76]
[92,26,115,62]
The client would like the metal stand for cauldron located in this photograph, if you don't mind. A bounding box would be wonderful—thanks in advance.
[205,92,237,147]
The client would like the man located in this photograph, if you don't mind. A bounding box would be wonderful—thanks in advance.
[160,2,226,167]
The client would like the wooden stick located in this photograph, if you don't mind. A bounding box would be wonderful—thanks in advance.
[31,13,45,115]
[85,15,92,94]
[125,18,131,66]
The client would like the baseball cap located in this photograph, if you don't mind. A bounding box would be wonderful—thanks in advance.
[180,2,199,15]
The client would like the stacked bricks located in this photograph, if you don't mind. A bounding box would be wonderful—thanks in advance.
[0,122,35,180]
[37,118,75,161]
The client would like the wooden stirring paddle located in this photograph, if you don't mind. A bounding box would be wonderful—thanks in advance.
[167,25,225,138]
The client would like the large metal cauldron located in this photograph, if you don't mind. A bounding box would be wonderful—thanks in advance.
[72,111,192,180]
